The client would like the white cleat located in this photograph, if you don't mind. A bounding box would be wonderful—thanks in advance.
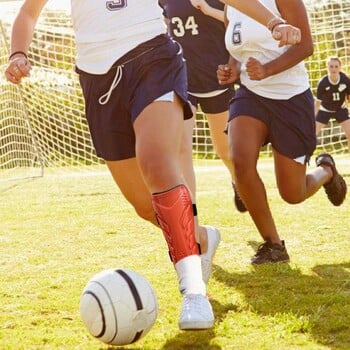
[178,293,215,330]
[201,226,221,284]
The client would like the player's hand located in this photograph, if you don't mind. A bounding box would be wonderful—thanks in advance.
[246,57,267,81]
[190,0,210,15]
[272,24,301,47]
[217,64,238,85]
[5,54,31,84]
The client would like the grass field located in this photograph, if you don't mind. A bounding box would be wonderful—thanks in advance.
[1,158,350,350]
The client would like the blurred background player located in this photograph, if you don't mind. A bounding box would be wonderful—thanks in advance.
[159,0,247,213]
[315,56,350,154]
[218,0,347,264]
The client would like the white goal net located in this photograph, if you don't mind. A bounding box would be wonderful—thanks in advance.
[0,0,349,180]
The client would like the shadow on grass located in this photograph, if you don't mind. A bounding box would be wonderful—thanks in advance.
[212,254,350,350]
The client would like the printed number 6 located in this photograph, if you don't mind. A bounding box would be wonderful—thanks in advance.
[106,0,127,11]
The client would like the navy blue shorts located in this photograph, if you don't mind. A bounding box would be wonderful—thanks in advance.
[77,34,192,161]
[188,87,235,114]
[228,86,317,163]
[316,108,350,124]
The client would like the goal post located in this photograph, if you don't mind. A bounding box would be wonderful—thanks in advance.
[0,0,349,180]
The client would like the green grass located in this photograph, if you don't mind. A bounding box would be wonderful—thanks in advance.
[0,158,350,350]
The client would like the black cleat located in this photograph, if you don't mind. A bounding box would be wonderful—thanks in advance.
[232,183,247,213]
[315,153,347,206]
[251,240,290,265]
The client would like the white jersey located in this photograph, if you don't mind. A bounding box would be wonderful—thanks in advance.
[225,0,309,99]
[71,0,166,74]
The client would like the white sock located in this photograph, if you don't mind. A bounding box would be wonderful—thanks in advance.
[175,255,206,295]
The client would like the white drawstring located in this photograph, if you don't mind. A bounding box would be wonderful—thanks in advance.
[98,65,123,105]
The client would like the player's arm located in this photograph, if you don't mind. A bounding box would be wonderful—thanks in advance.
[190,0,225,22]
[220,0,301,46]
[5,0,48,84]
[246,0,313,81]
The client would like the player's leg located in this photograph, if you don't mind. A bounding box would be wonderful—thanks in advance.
[274,149,347,206]
[179,105,221,285]
[273,149,329,202]
[206,111,233,174]
[105,158,158,226]
[315,110,331,135]
[228,115,288,263]
[315,120,326,135]
[206,111,247,213]
[134,96,214,329]
[340,119,350,153]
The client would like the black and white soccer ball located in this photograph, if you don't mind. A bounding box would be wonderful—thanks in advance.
[80,268,158,346]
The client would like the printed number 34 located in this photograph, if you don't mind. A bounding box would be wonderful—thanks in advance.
[106,0,127,11]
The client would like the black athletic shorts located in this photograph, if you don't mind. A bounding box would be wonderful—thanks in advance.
[316,108,350,124]
[188,87,235,114]
[228,85,317,164]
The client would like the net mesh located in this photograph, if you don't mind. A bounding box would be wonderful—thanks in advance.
[0,0,349,180]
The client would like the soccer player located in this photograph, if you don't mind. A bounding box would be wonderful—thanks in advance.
[5,0,302,330]
[315,56,350,153]
[159,0,247,213]
[217,0,347,264]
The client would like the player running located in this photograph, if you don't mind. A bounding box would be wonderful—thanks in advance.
[218,0,347,264]
[5,0,302,330]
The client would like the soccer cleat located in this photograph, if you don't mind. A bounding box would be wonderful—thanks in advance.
[232,183,247,213]
[251,240,290,265]
[178,293,215,330]
[200,226,221,284]
[315,153,347,206]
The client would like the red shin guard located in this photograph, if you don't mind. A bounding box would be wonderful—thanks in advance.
[152,184,199,264]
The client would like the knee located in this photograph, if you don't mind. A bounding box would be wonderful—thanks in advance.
[279,190,304,204]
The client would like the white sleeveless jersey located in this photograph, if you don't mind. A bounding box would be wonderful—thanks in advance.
[225,0,309,99]
[71,0,166,74]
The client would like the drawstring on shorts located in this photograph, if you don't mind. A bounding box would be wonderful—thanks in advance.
[98,46,156,106]
[98,65,123,105]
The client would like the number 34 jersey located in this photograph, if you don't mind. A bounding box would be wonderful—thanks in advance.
[159,0,229,93]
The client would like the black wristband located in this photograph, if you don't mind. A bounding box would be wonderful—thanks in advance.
[9,51,28,61]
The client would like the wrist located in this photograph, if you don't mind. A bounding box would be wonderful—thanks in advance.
[9,51,28,61]
[267,17,286,32]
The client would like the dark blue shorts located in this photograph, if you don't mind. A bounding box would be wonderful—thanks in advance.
[77,34,192,161]
[188,87,235,114]
[228,86,317,163]
[316,108,350,124]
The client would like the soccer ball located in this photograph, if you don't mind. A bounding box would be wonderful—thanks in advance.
[79,268,158,346]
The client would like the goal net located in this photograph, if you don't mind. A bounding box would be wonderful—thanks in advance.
[0,0,349,180]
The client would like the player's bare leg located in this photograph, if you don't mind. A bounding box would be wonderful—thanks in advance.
[315,121,326,135]
[134,95,214,330]
[228,116,289,264]
[207,111,247,212]
[106,158,158,225]
[340,119,350,154]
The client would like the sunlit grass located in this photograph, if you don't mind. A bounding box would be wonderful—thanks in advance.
[0,158,349,349]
